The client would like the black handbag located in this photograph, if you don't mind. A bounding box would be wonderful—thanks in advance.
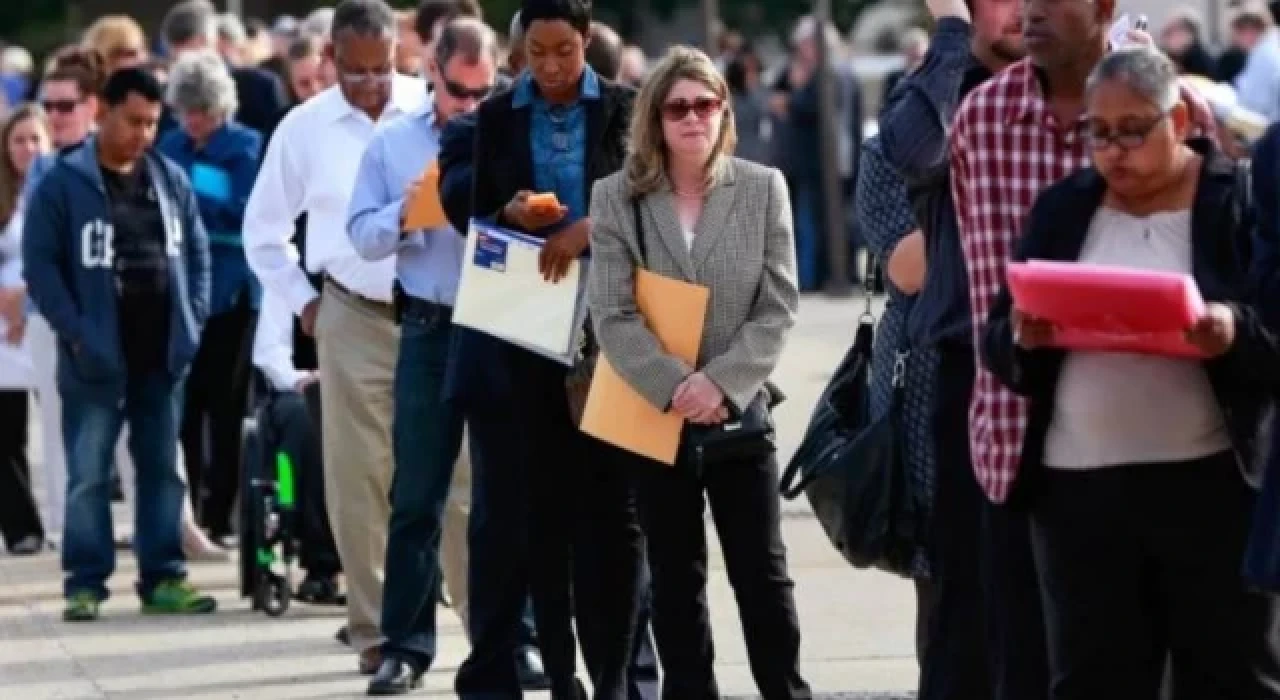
[778,270,919,577]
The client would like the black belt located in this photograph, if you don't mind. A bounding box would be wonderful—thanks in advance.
[392,281,452,325]
[323,274,396,321]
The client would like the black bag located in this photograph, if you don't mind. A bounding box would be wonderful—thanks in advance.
[684,384,779,470]
[778,281,919,577]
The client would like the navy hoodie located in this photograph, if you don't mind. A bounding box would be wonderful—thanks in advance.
[22,137,211,392]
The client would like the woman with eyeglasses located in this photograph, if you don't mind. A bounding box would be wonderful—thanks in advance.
[0,103,51,556]
[587,46,810,699]
[984,47,1280,699]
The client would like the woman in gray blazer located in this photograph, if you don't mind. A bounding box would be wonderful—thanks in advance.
[587,46,809,700]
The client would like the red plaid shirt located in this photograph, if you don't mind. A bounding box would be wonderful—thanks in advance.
[949,59,1215,503]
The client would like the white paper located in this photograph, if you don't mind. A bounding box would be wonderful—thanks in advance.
[452,220,589,365]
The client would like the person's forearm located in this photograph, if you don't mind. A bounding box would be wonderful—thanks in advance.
[886,231,926,294]
[878,17,974,185]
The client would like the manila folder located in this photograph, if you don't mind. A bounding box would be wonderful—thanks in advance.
[580,269,709,465]
[402,160,447,231]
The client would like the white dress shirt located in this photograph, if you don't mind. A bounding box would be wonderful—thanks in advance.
[243,75,428,313]
[253,288,307,392]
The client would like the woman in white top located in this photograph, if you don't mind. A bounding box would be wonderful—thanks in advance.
[0,104,50,555]
[984,48,1280,699]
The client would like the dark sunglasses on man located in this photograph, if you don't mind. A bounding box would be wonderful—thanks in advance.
[42,99,82,114]
[441,78,493,101]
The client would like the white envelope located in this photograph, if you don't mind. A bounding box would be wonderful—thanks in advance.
[452,220,589,365]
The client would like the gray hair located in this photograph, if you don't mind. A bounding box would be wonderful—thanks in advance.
[218,12,248,46]
[1086,46,1180,112]
[330,0,398,42]
[435,17,498,70]
[509,10,524,44]
[300,8,335,38]
[162,0,219,48]
[166,48,239,118]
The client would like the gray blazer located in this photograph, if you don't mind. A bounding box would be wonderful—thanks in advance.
[587,156,799,413]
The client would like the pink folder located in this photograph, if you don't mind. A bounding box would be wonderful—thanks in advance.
[1005,260,1208,358]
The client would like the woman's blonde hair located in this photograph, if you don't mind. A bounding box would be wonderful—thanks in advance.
[0,104,49,226]
[82,15,147,63]
[626,45,737,197]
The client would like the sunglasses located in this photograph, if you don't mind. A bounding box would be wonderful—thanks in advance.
[441,78,493,101]
[661,97,723,122]
[42,99,81,114]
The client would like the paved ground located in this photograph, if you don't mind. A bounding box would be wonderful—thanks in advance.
[0,295,922,699]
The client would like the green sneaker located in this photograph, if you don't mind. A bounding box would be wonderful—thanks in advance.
[63,592,101,622]
[141,580,217,615]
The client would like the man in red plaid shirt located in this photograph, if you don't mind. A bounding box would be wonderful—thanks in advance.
[949,0,1216,696]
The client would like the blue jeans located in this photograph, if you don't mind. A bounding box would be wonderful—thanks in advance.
[381,300,465,669]
[793,182,822,292]
[61,372,186,600]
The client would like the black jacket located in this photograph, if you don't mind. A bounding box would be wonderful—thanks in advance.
[231,65,290,139]
[444,76,635,407]
[983,141,1279,496]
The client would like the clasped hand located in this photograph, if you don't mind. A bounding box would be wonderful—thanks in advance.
[673,372,729,425]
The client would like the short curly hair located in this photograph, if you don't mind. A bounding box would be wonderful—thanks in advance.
[166,48,239,118]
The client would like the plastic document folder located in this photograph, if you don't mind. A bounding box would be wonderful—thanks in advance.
[402,161,446,231]
[580,271,710,466]
[1006,260,1208,358]
[452,220,588,364]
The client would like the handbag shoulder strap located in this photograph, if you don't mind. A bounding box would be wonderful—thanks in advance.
[631,198,648,268]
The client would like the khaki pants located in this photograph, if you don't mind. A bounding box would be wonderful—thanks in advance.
[315,283,471,651]
[316,284,398,653]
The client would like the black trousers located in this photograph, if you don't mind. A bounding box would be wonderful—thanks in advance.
[519,355,644,700]
[1032,453,1280,700]
[181,299,254,535]
[982,489,1050,700]
[634,446,811,700]
[915,343,992,700]
[0,390,43,548]
[457,355,644,700]
[266,390,340,577]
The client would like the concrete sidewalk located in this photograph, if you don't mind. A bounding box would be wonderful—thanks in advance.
[0,295,922,699]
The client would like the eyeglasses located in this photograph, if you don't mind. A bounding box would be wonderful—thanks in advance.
[1088,111,1170,151]
[339,66,395,86]
[441,78,493,101]
[42,99,81,114]
[661,97,724,122]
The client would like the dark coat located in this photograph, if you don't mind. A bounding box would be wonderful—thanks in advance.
[983,141,1280,499]
[444,76,635,408]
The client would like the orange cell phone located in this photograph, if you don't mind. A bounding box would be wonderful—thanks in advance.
[527,192,561,213]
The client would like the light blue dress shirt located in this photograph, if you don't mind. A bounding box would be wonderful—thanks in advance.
[1236,28,1280,123]
[512,66,601,231]
[347,101,466,306]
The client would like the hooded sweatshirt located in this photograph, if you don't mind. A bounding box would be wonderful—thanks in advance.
[21,136,210,392]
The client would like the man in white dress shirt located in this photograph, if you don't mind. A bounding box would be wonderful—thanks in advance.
[242,0,424,674]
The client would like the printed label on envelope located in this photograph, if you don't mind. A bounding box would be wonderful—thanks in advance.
[474,232,508,272]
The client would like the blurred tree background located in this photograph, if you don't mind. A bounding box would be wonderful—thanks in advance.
[0,0,892,64]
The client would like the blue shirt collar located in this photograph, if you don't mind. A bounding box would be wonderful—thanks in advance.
[511,65,601,109]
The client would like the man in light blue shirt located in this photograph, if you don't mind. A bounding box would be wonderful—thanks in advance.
[346,16,498,695]
[1232,4,1280,123]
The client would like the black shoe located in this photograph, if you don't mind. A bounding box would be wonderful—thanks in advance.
[9,535,43,556]
[297,575,346,606]
[516,645,550,691]
[367,658,424,696]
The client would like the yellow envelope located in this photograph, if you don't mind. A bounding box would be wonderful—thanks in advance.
[580,269,710,465]
[402,160,447,231]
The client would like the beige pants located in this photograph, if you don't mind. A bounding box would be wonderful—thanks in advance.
[315,283,471,651]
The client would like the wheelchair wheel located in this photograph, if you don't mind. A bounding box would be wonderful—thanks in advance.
[255,570,291,617]
[238,417,262,599]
